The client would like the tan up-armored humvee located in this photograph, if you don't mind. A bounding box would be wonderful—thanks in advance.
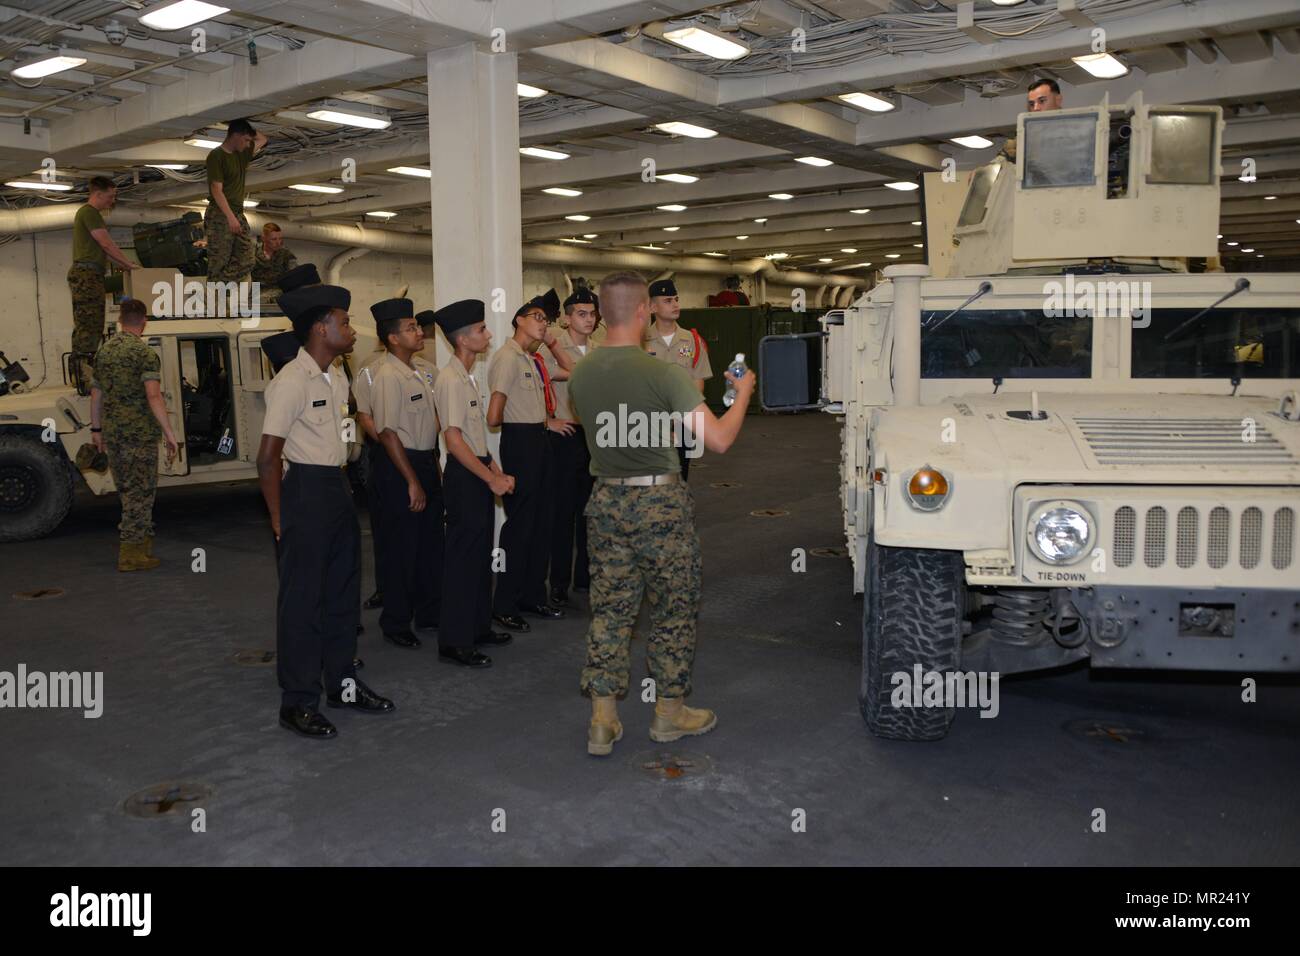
[763,93,1300,740]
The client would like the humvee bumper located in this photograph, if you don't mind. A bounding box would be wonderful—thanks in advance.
[1072,586,1299,672]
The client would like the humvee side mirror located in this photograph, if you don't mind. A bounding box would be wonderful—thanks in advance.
[759,331,826,412]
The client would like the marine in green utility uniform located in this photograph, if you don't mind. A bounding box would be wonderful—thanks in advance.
[89,298,180,571]
[204,118,268,283]
[68,176,138,386]
[251,222,298,294]
[568,272,754,758]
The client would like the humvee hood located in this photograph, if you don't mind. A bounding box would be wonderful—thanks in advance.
[872,391,1300,486]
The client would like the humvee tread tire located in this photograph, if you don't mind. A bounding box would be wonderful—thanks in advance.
[0,433,75,543]
[861,540,964,741]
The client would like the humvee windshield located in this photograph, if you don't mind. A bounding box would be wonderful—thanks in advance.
[1134,309,1300,378]
[921,309,1092,378]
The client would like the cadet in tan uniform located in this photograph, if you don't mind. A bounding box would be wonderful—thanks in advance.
[257,282,395,740]
[542,287,599,606]
[368,297,443,649]
[486,293,574,630]
[433,299,514,664]
[644,278,712,479]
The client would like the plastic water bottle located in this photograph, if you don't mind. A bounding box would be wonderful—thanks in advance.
[722,353,747,408]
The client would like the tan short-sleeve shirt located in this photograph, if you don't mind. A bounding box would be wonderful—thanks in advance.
[645,325,713,381]
[487,337,546,424]
[352,348,386,417]
[370,351,439,451]
[541,327,593,422]
[262,347,350,466]
[435,357,490,457]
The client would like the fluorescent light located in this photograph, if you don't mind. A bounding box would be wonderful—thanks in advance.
[12,55,86,80]
[185,137,222,149]
[1072,52,1129,79]
[1257,254,1264,258]
[754,218,768,223]
[560,237,590,244]
[1241,248,1255,253]
[5,180,73,191]
[565,214,591,222]
[655,121,717,139]
[517,83,548,98]
[367,211,398,219]
[702,252,726,257]
[1226,241,1239,246]
[796,156,834,167]
[661,24,748,60]
[912,220,922,226]
[838,91,894,113]
[824,227,833,232]
[885,181,919,191]
[1239,172,1257,183]
[635,245,665,251]
[850,208,870,214]
[657,172,699,184]
[290,183,343,193]
[735,235,749,240]
[657,204,688,212]
[388,166,431,178]
[139,1,229,31]
[305,102,391,130]
[520,146,569,160]
[663,226,680,232]
[582,233,598,239]
[146,164,188,170]
[849,262,873,268]
[769,193,794,200]
[1264,195,1277,200]
[765,252,788,260]
[885,253,900,259]
[841,248,858,253]
[543,187,582,197]
[951,135,994,149]
[913,243,924,248]
[242,199,258,208]
[818,258,833,263]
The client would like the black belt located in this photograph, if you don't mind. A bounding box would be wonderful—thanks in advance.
[285,462,347,479]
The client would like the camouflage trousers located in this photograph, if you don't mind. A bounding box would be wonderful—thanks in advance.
[204,209,254,283]
[106,438,159,543]
[580,481,702,699]
[67,264,106,358]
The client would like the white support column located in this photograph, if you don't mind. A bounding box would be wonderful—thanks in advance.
[884,264,930,406]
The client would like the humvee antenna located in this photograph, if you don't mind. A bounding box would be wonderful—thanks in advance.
[924,281,992,336]
[1163,278,1251,343]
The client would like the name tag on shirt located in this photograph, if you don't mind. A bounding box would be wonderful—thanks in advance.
[312,399,327,408]
[470,400,478,407]
[410,393,424,402]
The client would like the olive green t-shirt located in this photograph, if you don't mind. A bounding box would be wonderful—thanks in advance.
[206,144,253,208]
[568,345,704,477]
[72,204,106,266]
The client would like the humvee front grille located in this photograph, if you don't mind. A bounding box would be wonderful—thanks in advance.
[1113,503,1295,571]
[1075,418,1297,466]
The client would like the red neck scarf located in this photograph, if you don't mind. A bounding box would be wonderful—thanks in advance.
[531,351,556,417]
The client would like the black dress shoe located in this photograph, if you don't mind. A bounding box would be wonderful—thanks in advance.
[520,602,565,619]
[279,706,338,739]
[353,657,364,670]
[364,590,384,609]
[384,629,422,649]
[414,620,439,632]
[356,623,365,635]
[476,630,513,647]
[327,679,395,715]
[549,587,569,607]
[493,613,531,632]
[439,646,492,667]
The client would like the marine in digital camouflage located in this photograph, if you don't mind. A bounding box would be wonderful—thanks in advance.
[67,264,106,359]
[91,332,163,544]
[204,208,255,282]
[579,481,703,699]
[251,244,298,289]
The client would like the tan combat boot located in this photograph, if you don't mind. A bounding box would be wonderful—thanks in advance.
[117,540,160,572]
[587,695,623,756]
[649,697,717,743]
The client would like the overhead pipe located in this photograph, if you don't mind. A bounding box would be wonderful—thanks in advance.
[326,247,370,285]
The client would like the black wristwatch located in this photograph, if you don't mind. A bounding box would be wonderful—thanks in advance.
[90,427,102,433]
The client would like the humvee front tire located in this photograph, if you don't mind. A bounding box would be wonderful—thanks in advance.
[861,539,964,741]
[0,434,75,542]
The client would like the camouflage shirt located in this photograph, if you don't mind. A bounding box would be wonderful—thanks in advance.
[251,245,298,288]
[90,331,161,444]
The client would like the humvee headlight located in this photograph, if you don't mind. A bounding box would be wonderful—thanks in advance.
[1029,504,1093,564]
[905,466,950,512]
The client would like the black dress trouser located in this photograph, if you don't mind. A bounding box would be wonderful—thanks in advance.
[372,447,443,635]
[440,455,493,648]
[494,422,552,614]
[277,463,360,709]
[364,437,386,594]
[549,425,592,592]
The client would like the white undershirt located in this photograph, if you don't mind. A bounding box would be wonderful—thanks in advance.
[576,345,588,355]
[321,370,332,385]
[661,334,674,348]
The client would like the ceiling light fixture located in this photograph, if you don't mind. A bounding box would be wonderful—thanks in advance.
[661,23,749,60]
[655,121,717,139]
[289,183,343,193]
[367,211,398,219]
[657,204,688,212]
[517,83,548,98]
[5,180,73,191]
[950,135,994,149]
[796,156,834,167]
[145,164,188,170]
[12,53,87,79]
[885,181,919,191]
[838,91,895,113]
[184,137,222,149]
[769,193,794,200]
[1072,52,1129,79]
[657,172,699,184]
[663,226,680,232]
[139,1,229,31]
[543,187,582,197]
[388,166,431,178]
[565,214,591,221]
[850,208,870,214]
[520,146,569,160]
[305,100,392,130]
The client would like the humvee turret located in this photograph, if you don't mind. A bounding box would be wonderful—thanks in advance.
[762,93,1300,740]
[0,285,380,542]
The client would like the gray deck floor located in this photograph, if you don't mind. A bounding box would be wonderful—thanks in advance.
[3,412,1297,866]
